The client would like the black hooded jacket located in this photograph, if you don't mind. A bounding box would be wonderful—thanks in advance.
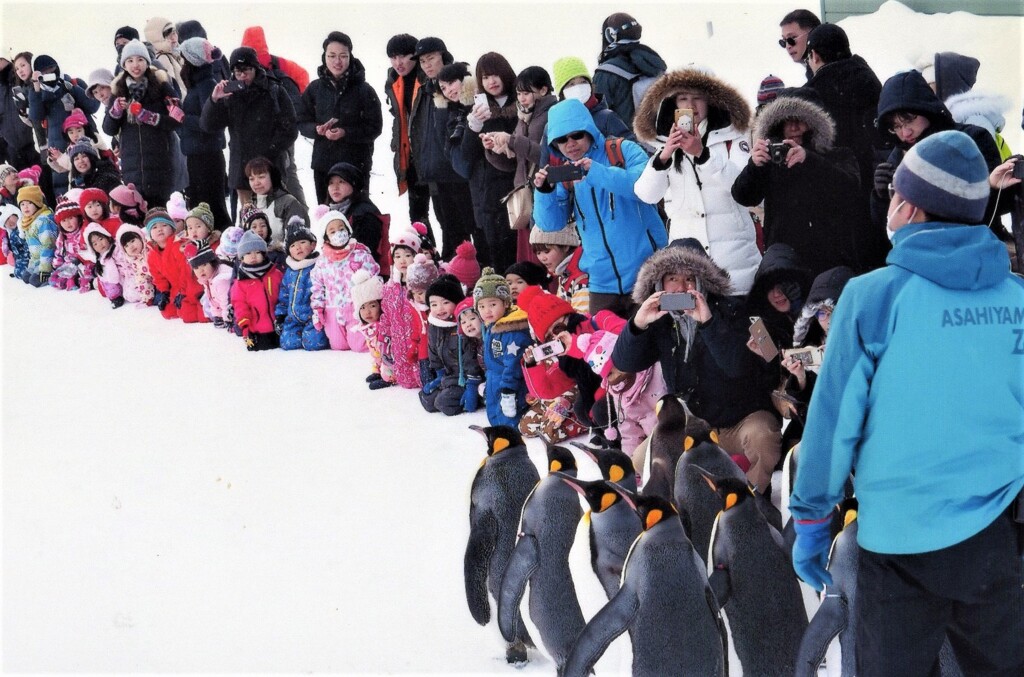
[745,243,814,349]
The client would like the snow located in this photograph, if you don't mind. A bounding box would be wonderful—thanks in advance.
[1,1,1020,674]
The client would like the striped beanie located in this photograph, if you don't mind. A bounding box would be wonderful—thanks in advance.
[144,207,175,238]
[893,130,989,224]
[757,74,786,105]
[54,196,82,223]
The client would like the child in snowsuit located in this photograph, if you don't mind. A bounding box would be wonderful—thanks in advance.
[82,223,125,308]
[116,224,155,305]
[239,204,286,269]
[349,269,390,389]
[530,225,589,314]
[145,208,186,320]
[16,185,58,287]
[108,183,148,226]
[378,223,425,389]
[79,187,122,239]
[406,253,440,384]
[1,204,24,272]
[232,230,284,351]
[184,202,221,251]
[454,297,485,413]
[309,207,379,352]
[50,197,92,291]
[276,221,328,351]
[187,241,234,326]
[474,267,531,426]
[419,274,479,415]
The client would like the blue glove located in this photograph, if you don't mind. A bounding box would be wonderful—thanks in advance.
[422,369,444,395]
[792,518,834,591]
[461,379,481,412]
[418,359,431,386]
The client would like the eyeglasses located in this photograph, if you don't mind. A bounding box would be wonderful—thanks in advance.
[887,114,919,135]
[816,307,833,321]
[778,32,808,48]
[552,131,587,145]
[232,65,254,74]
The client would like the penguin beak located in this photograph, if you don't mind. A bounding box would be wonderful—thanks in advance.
[468,425,486,437]
[607,481,638,511]
[569,440,599,464]
[691,464,719,492]
[553,471,588,497]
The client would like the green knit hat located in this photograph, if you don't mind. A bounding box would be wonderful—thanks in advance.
[472,266,512,306]
[552,56,591,96]
[187,202,215,228]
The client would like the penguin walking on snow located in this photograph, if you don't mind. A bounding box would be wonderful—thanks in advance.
[698,466,808,676]
[562,487,727,677]
[641,395,689,501]
[464,425,539,664]
[498,444,585,674]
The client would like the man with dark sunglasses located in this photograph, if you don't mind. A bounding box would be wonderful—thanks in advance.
[778,9,820,80]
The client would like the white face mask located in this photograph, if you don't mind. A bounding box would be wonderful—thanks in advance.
[885,200,918,242]
[328,230,350,247]
[562,83,591,104]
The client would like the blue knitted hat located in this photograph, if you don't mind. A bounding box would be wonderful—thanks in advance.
[893,130,989,224]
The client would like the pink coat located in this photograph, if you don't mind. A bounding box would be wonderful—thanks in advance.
[378,279,420,389]
[199,263,234,320]
[608,363,668,457]
[309,242,379,312]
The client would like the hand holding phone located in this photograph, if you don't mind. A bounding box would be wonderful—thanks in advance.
[223,80,246,94]
[659,292,696,312]
[748,317,779,362]
[473,93,488,108]
[531,339,565,362]
[674,107,694,133]
[545,163,585,184]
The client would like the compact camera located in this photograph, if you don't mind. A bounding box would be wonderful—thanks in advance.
[782,346,824,368]
[769,142,790,165]
[531,339,565,362]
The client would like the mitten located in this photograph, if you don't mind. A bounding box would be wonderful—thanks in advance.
[245,334,257,351]
[312,308,323,332]
[461,379,481,412]
[110,295,125,309]
[422,369,444,395]
[873,161,895,198]
[173,292,185,309]
[109,97,127,118]
[166,99,185,123]
[154,290,168,310]
[274,315,285,335]
[135,107,160,126]
[500,389,518,418]
[792,518,834,591]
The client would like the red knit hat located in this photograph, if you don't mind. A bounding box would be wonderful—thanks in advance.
[445,240,481,289]
[79,187,109,207]
[54,196,82,223]
[517,285,574,339]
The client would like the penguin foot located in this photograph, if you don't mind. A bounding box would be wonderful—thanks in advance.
[505,640,529,666]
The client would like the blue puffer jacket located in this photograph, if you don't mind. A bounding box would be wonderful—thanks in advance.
[533,99,666,295]
[276,254,328,351]
[791,221,1024,554]
[482,306,531,426]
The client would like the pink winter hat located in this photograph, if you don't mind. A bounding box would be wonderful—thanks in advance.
[577,330,619,379]
[62,108,89,132]
[166,191,189,221]
[406,253,439,293]
[445,240,481,289]
[18,165,41,186]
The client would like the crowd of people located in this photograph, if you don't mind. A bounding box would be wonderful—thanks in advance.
[2,8,1023,674]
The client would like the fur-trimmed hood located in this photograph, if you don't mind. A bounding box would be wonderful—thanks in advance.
[752,93,835,153]
[110,66,174,99]
[634,68,751,143]
[631,243,732,303]
[945,89,1010,132]
[433,75,476,109]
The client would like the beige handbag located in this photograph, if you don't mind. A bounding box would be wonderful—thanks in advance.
[502,183,534,231]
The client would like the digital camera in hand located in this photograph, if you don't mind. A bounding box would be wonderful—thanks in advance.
[782,346,824,368]
[769,142,789,165]
[1012,154,1024,181]
[223,80,247,94]
[531,339,565,362]
[545,164,585,184]
[659,292,696,312]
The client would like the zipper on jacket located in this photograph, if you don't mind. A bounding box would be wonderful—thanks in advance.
[589,188,624,295]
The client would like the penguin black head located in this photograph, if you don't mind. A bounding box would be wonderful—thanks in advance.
[544,442,578,475]
[654,395,688,430]
[839,496,859,530]
[469,425,524,457]
[693,465,754,512]
[570,441,635,488]
[554,472,622,514]
[608,482,678,531]
[682,420,721,452]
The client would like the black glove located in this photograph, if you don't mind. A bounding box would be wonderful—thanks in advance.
[873,162,895,198]
[173,292,185,309]
[274,315,285,335]
[213,317,226,328]
[154,290,169,311]
[111,296,125,309]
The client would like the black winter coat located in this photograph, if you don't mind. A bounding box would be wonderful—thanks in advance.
[384,66,425,188]
[200,69,297,189]
[102,68,181,199]
[409,79,464,184]
[427,317,480,387]
[69,156,122,193]
[297,58,383,174]
[445,91,517,216]
[0,62,36,160]
[178,62,225,156]
[745,243,814,349]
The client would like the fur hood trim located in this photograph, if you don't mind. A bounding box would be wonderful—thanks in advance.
[945,90,1011,129]
[634,68,752,142]
[631,245,733,303]
[752,95,835,153]
[111,66,172,97]
[433,75,477,109]
[492,305,530,334]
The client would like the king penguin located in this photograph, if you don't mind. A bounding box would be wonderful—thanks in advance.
[563,486,727,677]
[698,466,808,676]
[497,443,585,675]
[464,425,539,664]
[641,395,689,501]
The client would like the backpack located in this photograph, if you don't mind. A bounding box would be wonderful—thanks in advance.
[595,62,661,115]
[559,137,626,192]
[268,55,302,112]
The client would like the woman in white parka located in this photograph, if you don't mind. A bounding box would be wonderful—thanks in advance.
[633,68,761,295]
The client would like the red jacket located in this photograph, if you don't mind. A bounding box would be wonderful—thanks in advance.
[241,26,310,93]
[523,310,626,399]
[231,267,284,336]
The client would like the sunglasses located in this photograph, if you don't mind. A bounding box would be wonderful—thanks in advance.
[778,33,808,48]
[552,131,587,145]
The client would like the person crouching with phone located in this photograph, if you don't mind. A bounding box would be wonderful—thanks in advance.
[517,285,627,444]
[533,99,666,318]
[611,238,782,493]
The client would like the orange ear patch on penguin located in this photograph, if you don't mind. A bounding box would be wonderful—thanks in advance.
[550,460,563,473]
[645,509,664,530]
[608,465,625,483]
[493,437,510,453]
[600,492,617,511]
[724,492,738,510]
[684,436,695,451]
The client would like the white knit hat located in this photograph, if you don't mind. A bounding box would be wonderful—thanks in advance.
[350,269,384,310]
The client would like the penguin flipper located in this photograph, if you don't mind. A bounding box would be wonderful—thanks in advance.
[563,588,639,677]
[708,567,732,608]
[794,594,847,677]
[464,511,498,625]
[497,534,539,642]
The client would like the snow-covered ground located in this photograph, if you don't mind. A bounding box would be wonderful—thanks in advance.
[2,1,1021,674]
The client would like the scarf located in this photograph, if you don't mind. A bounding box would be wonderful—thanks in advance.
[126,76,148,102]
[237,258,273,280]
[659,277,705,363]
[285,252,318,270]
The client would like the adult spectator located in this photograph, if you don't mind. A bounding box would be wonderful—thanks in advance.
[201,47,298,208]
[297,31,383,205]
[0,54,37,169]
[732,88,861,277]
[592,12,666,128]
[84,68,115,107]
[241,25,310,208]
[178,37,230,229]
[324,161,384,264]
[533,99,666,317]
[778,9,820,80]
[633,67,762,295]
[610,240,781,491]
[144,17,186,96]
[384,34,430,230]
[804,23,886,268]
[66,140,121,193]
[872,69,1009,243]
[27,54,99,198]
[790,130,1024,675]
[409,36,476,260]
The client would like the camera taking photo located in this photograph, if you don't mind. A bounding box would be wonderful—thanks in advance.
[769,142,789,165]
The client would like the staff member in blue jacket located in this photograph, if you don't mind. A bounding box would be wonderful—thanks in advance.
[533,98,665,318]
[790,130,1024,676]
